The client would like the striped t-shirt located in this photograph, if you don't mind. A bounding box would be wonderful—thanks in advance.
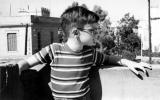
[34,43,105,98]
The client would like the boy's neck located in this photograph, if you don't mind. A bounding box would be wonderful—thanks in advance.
[66,38,83,52]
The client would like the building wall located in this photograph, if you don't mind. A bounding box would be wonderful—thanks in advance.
[32,24,59,54]
[0,15,60,58]
[0,26,32,57]
[26,25,32,55]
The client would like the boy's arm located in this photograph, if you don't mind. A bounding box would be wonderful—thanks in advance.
[102,55,121,66]
[120,59,152,75]
[102,55,152,75]
[18,46,52,75]
[2,55,41,75]
[18,55,41,74]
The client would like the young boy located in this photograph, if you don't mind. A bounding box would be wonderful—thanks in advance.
[10,6,151,100]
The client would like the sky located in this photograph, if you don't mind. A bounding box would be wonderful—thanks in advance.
[1,0,158,26]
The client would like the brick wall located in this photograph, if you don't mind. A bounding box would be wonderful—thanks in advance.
[32,24,59,54]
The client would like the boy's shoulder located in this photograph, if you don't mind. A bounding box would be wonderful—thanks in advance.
[51,42,63,46]
[50,42,64,51]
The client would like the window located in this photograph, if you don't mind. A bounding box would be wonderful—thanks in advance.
[37,32,41,50]
[50,31,54,43]
[7,33,17,51]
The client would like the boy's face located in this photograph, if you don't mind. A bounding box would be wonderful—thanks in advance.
[78,23,99,46]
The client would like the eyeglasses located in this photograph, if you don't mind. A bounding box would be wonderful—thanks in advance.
[77,28,99,36]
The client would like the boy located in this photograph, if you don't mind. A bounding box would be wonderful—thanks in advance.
[10,6,151,100]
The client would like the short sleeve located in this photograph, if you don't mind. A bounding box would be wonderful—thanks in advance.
[94,50,105,66]
[35,45,53,64]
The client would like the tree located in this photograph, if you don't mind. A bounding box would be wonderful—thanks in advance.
[81,4,88,9]
[68,2,88,9]
[93,5,108,21]
[93,5,115,54]
[71,1,79,7]
[67,1,79,9]
[116,13,141,60]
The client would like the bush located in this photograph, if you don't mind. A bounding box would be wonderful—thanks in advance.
[122,50,136,60]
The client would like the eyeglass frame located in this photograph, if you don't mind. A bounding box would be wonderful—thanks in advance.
[77,28,100,36]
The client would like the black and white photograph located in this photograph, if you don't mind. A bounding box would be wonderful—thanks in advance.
[0,0,159,100]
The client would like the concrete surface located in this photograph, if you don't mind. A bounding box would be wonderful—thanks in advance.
[100,65,160,100]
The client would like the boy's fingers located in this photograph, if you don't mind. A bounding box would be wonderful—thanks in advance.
[136,74,143,80]
[0,62,16,68]
[129,67,144,80]
[0,63,8,67]
[140,62,152,70]
[138,66,146,73]
[144,65,152,70]
[129,67,139,75]
[146,70,149,77]
[140,66,150,77]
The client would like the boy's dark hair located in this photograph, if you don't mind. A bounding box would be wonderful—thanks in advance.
[60,6,99,38]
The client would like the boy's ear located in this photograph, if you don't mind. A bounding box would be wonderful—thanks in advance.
[72,28,80,36]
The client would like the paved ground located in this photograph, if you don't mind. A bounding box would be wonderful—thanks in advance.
[100,65,160,100]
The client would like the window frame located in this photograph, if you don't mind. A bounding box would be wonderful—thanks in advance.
[7,32,17,52]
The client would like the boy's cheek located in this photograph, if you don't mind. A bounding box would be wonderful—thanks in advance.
[80,33,93,44]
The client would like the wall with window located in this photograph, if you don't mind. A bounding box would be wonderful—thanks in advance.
[0,26,32,57]
[0,16,60,58]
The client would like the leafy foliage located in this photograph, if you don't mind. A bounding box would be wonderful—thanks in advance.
[68,2,88,9]
[81,4,88,9]
[71,1,79,7]
[93,5,108,21]
[92,5,115,54]
[116,13,141,59]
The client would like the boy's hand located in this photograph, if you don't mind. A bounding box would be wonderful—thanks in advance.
[0,61,20,89]
[0,61,17,68]
[128,62,152,75]
[121,59,152,77]
[0,61,20,75]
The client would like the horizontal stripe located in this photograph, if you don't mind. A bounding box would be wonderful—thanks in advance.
[50,85,90,94]
[51,87,90,98]
[51,78,89,85]
[54,48,93,55]
[50,68,89,80]
[51,62,93,68]
[51,66,91,71]
[54,53,93,59]
[35,53,45,63]
[51,74,88,80]
[50,78,89,92]
[39,51,47,62]
[40,46,52,63]
[53,55,94,65]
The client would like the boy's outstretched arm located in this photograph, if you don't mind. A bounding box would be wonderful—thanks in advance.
[1,55,41,75]
[120,59,152,75]
[103,55,152,76]
[6,46,52,75]
[17,55,41,74]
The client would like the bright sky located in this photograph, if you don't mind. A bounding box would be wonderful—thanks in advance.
[0,0,159,26]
